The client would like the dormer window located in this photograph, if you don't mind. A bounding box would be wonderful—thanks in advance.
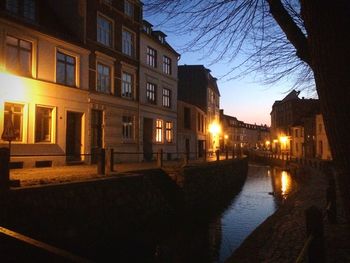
[6,0,36,21]
[158,35,164,43]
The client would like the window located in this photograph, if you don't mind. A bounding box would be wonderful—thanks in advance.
[97,15,112,47]
[162,88,171,108]
[103,0,112,5]
[5,35,32,76]
[147,47,157,67]
[122,116,134,140]
[295,142,299,153]
[35,106,53,142]
[156,119,163,142]
[122,72,133,98]
[165,121,173,143]
[163,56,171,75]
[295,128,299,138]
[124,0,134,17]
[184,107,191,129]
[6,0,36,21]
[97,63,111,93]
[56,51,76,87]
[122,29,134,57]
[3,103,23,141]
[146,82,156,104]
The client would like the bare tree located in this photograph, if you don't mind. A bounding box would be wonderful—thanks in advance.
[144,0,350,218]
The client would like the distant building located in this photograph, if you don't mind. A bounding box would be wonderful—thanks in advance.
[139,20,179,161]
[270,90,319,155]
[315,114,332,160]
[178,65,220,154]
[220,110,270,152]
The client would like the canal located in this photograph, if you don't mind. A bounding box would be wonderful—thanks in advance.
[81,164,295,263]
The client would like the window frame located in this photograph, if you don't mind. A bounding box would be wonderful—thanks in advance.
[122,28,135,57]
[35,105,55,143]
[162,88,171,108]
[155,119,163,143]
[3,102,24,142]
[165,121,173,143]
[162,55,171,75]
[122,115,134,140]
[97,13,113,47]
[56,50,76,87]
[5,35,33,77]
[146,82,157,104]
[124,0,134,17]
[121,71,134,99]
[147,46,157,68]
[96,62,112,94]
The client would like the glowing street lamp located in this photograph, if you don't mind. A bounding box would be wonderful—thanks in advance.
[208,122,221,153]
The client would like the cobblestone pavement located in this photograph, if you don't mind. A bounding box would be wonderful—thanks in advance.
[226,169,350,263]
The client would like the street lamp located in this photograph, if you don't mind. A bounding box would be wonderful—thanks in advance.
[208,122,221,154]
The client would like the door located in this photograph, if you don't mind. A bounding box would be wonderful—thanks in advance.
[91,110,103,164]
[185,138,190,159]
[66,111,83,162]
[198,140,204,158]
[143,118,153,161]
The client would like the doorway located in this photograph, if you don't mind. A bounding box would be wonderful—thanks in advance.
[143,118,153,161]
[66,111,83,162]
[91,110,103,164]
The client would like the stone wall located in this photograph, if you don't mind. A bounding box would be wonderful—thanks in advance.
[0,159,248,257]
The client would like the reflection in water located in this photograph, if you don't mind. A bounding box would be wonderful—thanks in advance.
[281,171,292,199]
[81,165,294,263]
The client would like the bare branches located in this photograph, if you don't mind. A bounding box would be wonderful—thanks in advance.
[143,0,314,91]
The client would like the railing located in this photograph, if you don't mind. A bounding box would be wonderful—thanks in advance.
[294,168,337,263]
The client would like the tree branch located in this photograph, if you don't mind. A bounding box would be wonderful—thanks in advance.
[266,0,311,66]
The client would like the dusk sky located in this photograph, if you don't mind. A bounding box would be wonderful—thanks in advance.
[145,15,315,126]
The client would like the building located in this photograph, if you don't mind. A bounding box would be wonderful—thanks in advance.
[220,110,270,153]
[270,90,319,155]
[139,20,179,161]
[315,114,332,160]
[0,0,91,167]
[178,65,220,156]
[84,0,142,162]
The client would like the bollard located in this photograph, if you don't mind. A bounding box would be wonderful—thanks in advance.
[226,149,229,160]
[157,149,163,168]
[203,149,207,162]
[232,148,235,159]
[215,150,220,161]
[97,148,105,175]
[305,206,325,263]
[0,147,10,191]
[327,178,337,224]
[106,148,114,173]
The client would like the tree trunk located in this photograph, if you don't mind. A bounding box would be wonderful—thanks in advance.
[301,0,350,219]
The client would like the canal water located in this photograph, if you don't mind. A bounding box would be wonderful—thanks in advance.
[83,164,294,263]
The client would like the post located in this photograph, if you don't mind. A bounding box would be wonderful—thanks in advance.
[203,149,207,162]
[157,149,163,168]
[225,148,229,160]
[215,150,220,161]
[106,148,114,173]
[97,148,105,175]
[327,177,337,224]
[186,147,190,164]
[0,147,10,191]
[305,206,325,263]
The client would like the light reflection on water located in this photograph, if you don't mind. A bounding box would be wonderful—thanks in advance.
[217,165,295,263]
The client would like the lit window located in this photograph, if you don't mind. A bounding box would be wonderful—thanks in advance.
[35,106,53,142]
[124,0,134,17]
[122,29,134,57]
[97,15,112,47]
[97,63,111,94]
[5,35,32,76]
[3,103,23,142]
[56,51,76,87]
[165,121,173,143]
[122,72,133,99]
[162,88,171,108]
[163,56,171,75]
[156,119,163,142]
[122,116,134,139]
[147,47,157,67]
[146,83,156,104]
